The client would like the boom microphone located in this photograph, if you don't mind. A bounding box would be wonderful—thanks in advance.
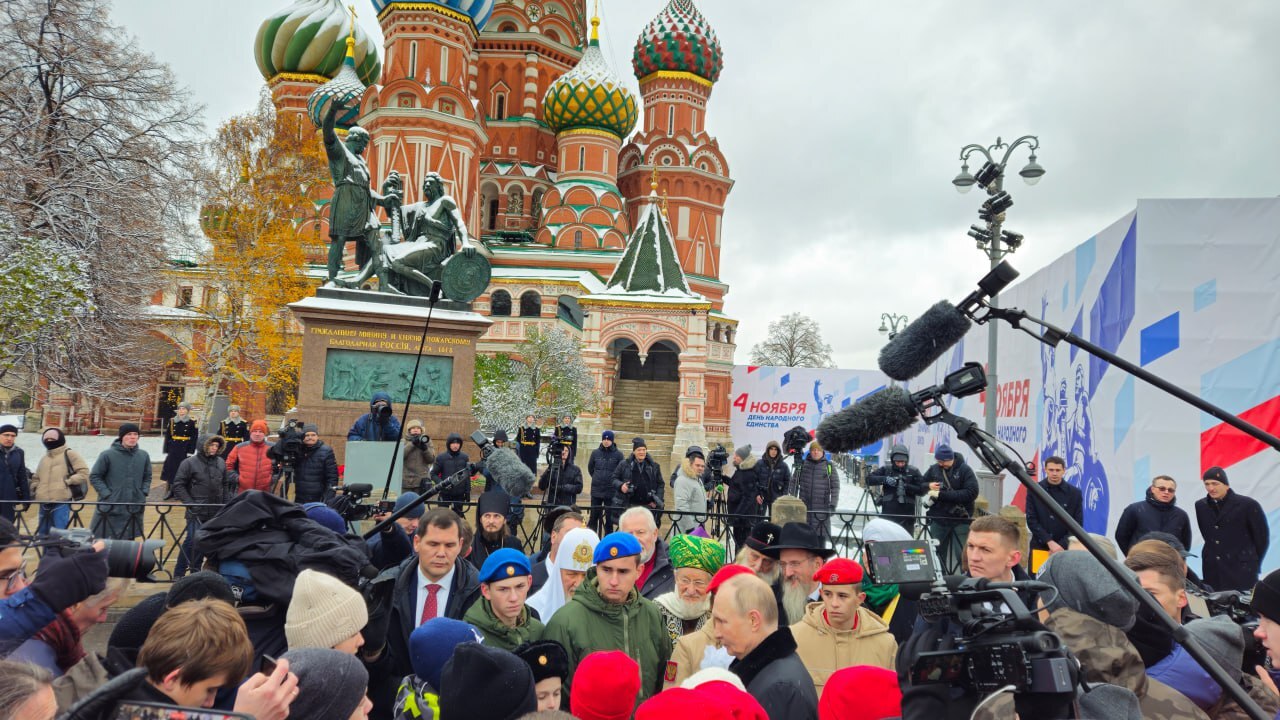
[484,445,535,499]
[816,386,919,453]
[877,301,972,382]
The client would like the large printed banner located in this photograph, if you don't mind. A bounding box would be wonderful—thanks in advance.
[893,198,1280,575]
[729,366,894,461]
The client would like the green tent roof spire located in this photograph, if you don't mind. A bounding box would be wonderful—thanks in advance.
[605,184,693,295]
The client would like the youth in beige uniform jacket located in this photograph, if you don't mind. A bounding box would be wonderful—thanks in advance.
[790,601,898,695]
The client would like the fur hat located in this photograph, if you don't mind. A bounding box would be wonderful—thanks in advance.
[438,643,537,720]
[285,570,368,651]
[513,640,570,683]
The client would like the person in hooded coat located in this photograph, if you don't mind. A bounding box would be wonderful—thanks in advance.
[866,444,924,534]
[539,442,583,508]
[31,427,89,533]
[348,391,403,442]
[431,433,471,515]
[757,441,790,509]
[89,424,151,540]
[170,434,230,578]
[402,419,436,494]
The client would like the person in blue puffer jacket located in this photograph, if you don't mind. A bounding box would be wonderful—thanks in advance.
[349,391,403,442]
[0,517,108,655]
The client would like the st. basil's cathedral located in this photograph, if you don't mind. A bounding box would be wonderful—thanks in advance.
[255,0,737,452]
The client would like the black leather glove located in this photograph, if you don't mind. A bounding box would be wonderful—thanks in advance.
[30,547,109,613]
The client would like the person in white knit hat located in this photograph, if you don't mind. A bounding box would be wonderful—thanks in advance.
[285,569,368,654]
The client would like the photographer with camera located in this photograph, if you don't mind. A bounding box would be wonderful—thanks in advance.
[347,391,402,443]
[290,424,338,505]
[922,445,977,572]
[170,434,229,579]
[612,438,664,527]
[0,517,109,655]
[430,433,472,515]
[867,444,925,534]
[757,441,790,509]
[401,420,435,494]
[539,442,582,508]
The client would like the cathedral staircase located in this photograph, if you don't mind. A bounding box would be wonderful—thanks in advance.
[610,379,680,463]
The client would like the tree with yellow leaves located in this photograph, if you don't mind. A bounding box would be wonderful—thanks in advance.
[186,89,327,421]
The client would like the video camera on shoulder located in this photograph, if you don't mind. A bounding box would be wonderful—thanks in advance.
[864,538,1077,698]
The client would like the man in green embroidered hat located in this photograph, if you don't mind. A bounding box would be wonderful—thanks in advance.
[653,534,725,648]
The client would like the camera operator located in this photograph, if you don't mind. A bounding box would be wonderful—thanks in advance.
[539,442,582,508]
[291,424,338,504]
[671,447,709,535]
[431,433,472,515]
[402,420,435,494]
[612,438,664,527]
[347,391,402,442]
[866,444,924,534]
[0,517,109,655]
[727,445,766,550]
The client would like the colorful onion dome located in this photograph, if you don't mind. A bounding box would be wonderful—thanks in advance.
[369,0,494,31]
[306,36,366,129]
[256,0,381,86]
[542,19,638,139]
[632,0,723,84]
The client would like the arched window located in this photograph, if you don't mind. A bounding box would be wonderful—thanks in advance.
[499,22,518,32]
[494,94,506,120]
[520,290,542,317]
[668,105,675,134]
[545,29,561,43]
[490,290,512,316]
[410,41,418,80]
[578,146,586,171]
[574,230,583,249]
[508,186,524,215]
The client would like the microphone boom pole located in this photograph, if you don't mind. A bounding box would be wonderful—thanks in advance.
[971,300,1280,453]
[379,280,444,502]
[922,397,1268,720]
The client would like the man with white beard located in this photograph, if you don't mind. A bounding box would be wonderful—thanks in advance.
[653,534,726,648]
[762,522,835,625]
[737,521,787,622]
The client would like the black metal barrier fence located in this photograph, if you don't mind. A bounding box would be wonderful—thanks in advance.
[1,499,979,579]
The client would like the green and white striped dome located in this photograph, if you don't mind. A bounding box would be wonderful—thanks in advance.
[255,0,381,86]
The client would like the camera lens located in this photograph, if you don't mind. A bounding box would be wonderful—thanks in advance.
[101,538,165,581]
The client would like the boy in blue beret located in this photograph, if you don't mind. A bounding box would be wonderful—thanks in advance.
[463,548,544,652]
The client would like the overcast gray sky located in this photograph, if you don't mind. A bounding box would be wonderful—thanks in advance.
[110,0,1280,369]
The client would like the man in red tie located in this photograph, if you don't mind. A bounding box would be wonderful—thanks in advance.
[361,507,482,716]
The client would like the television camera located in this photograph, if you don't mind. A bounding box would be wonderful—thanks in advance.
[865,537,1079,715]
[28,528,165,582]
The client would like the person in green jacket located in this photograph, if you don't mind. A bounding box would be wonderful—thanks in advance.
[542,532,671,707]
[463,548,544,652]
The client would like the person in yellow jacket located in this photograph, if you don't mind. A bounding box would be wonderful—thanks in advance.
[789,557,897,696]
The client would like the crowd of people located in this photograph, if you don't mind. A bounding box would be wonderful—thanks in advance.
[1,401,1280,719]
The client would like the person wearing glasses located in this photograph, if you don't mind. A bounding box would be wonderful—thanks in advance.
[1114,475,1192,556]
[0,517,108,655]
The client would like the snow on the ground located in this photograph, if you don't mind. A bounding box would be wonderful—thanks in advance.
[12,432,166,467]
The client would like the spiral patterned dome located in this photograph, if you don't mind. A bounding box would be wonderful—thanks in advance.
[256,0,381,86]
[369,0,495,31]
[306,39,366,130]
[542,23,638,139]
[632,0,723,84]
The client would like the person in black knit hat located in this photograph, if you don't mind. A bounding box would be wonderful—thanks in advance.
[1195,466,1269,592]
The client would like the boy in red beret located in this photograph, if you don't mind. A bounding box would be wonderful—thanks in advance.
[789,558,897,695]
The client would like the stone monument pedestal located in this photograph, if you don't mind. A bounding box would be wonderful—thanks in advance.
[289,289,492,465]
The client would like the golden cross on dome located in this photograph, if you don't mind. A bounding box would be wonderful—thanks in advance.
[345,4,358,56]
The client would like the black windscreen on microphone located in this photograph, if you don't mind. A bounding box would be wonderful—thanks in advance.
[816,386,919,453]
[877,301,972,382]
